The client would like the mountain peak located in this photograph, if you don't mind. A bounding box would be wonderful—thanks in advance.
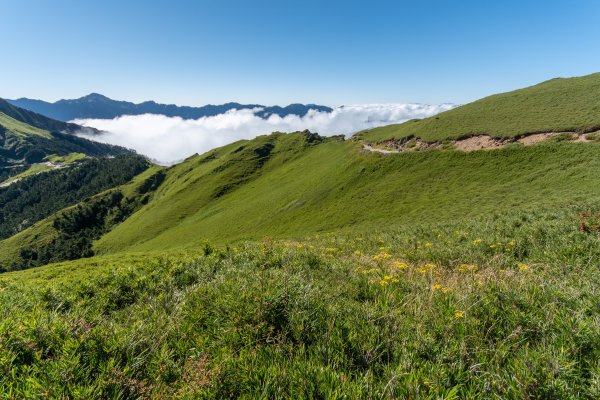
[80,93,111,101]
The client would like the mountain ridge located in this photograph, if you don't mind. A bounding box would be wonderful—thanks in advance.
[0,98,135,181]
[357,72,600,142]
[8,94,333,121]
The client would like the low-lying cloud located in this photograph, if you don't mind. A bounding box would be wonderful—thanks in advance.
[74,103,455,164]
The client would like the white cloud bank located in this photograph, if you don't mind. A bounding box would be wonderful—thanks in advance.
[74,103,455,164]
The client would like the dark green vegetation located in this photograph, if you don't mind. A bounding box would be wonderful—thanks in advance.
[8,93,332,121]
[0,98,134,181]
[0,155,150,240]
[2,74,600,398]
[0,166,164,271]
[358,73,600,142]
[1,206,599,398]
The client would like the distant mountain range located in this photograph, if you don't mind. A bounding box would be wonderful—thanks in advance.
[8,93,333,122]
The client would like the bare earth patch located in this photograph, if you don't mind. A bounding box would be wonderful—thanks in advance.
[517,133,553,145]
[576,134,591,142]
[362,131,597,155]
[454,136,509,152]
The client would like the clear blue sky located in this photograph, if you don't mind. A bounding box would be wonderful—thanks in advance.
[1,0,599,106]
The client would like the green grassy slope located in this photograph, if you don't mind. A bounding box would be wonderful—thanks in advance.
[1,205,599,398]
[0,113,52,138]
[358,72,600,142]
[0,155,151,241]
[95,133,600,255]
[0,165,163,270]
[0,98,134,181]
[2,75,600,397]
[0,98,83,134]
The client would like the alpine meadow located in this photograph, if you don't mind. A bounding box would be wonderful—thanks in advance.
[1,2,600,398]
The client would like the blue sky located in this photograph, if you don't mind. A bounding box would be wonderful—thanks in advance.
[1,0,599,106]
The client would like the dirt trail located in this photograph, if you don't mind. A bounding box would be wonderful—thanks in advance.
[0,178,21,188]
[362,144,400,154]
[453,136,509,151]
[363,131,597,154]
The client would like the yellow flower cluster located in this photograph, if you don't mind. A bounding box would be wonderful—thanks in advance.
[392,261,409,270]
[431,283,452,293]
[454,310,465,319]
[373,252,392,261]
[416,263,437,274]
[379,275,400,286]
[517,263,529,271]
[457,264,478,273]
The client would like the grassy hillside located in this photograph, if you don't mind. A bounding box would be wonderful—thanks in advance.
[2,74,600,397]
[0,98,83,134]
[1,204,598,398]
[0,155,151,241]
[0,165,163,270]
[0,113,52,138]
[0,98,134,181]
[358,72,600,142]
[93,132,600,255]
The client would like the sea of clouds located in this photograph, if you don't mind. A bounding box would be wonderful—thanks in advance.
[74,103,455,164]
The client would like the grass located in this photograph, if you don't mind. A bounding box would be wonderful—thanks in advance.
[357,72,600,142]
[0,112,51,138]
[3,70,600,396]
[44,152,88,164]
[0,165,162,268]
[93,135,600,255]
[0,152,89,184]
[1,204,599,398]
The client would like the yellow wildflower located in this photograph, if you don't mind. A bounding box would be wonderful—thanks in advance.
[393,261,409,270]
[379,280,389,286]
[373,253,392,261]
[383,275,392,280]
[431,283,442,291]
[518,263,529,271]
[458,264,478,273]
[454,310,465,319]
[472,239,482,244]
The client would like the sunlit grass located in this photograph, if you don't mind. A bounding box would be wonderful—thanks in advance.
[358,73,600,142]
[1,205,599,398]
